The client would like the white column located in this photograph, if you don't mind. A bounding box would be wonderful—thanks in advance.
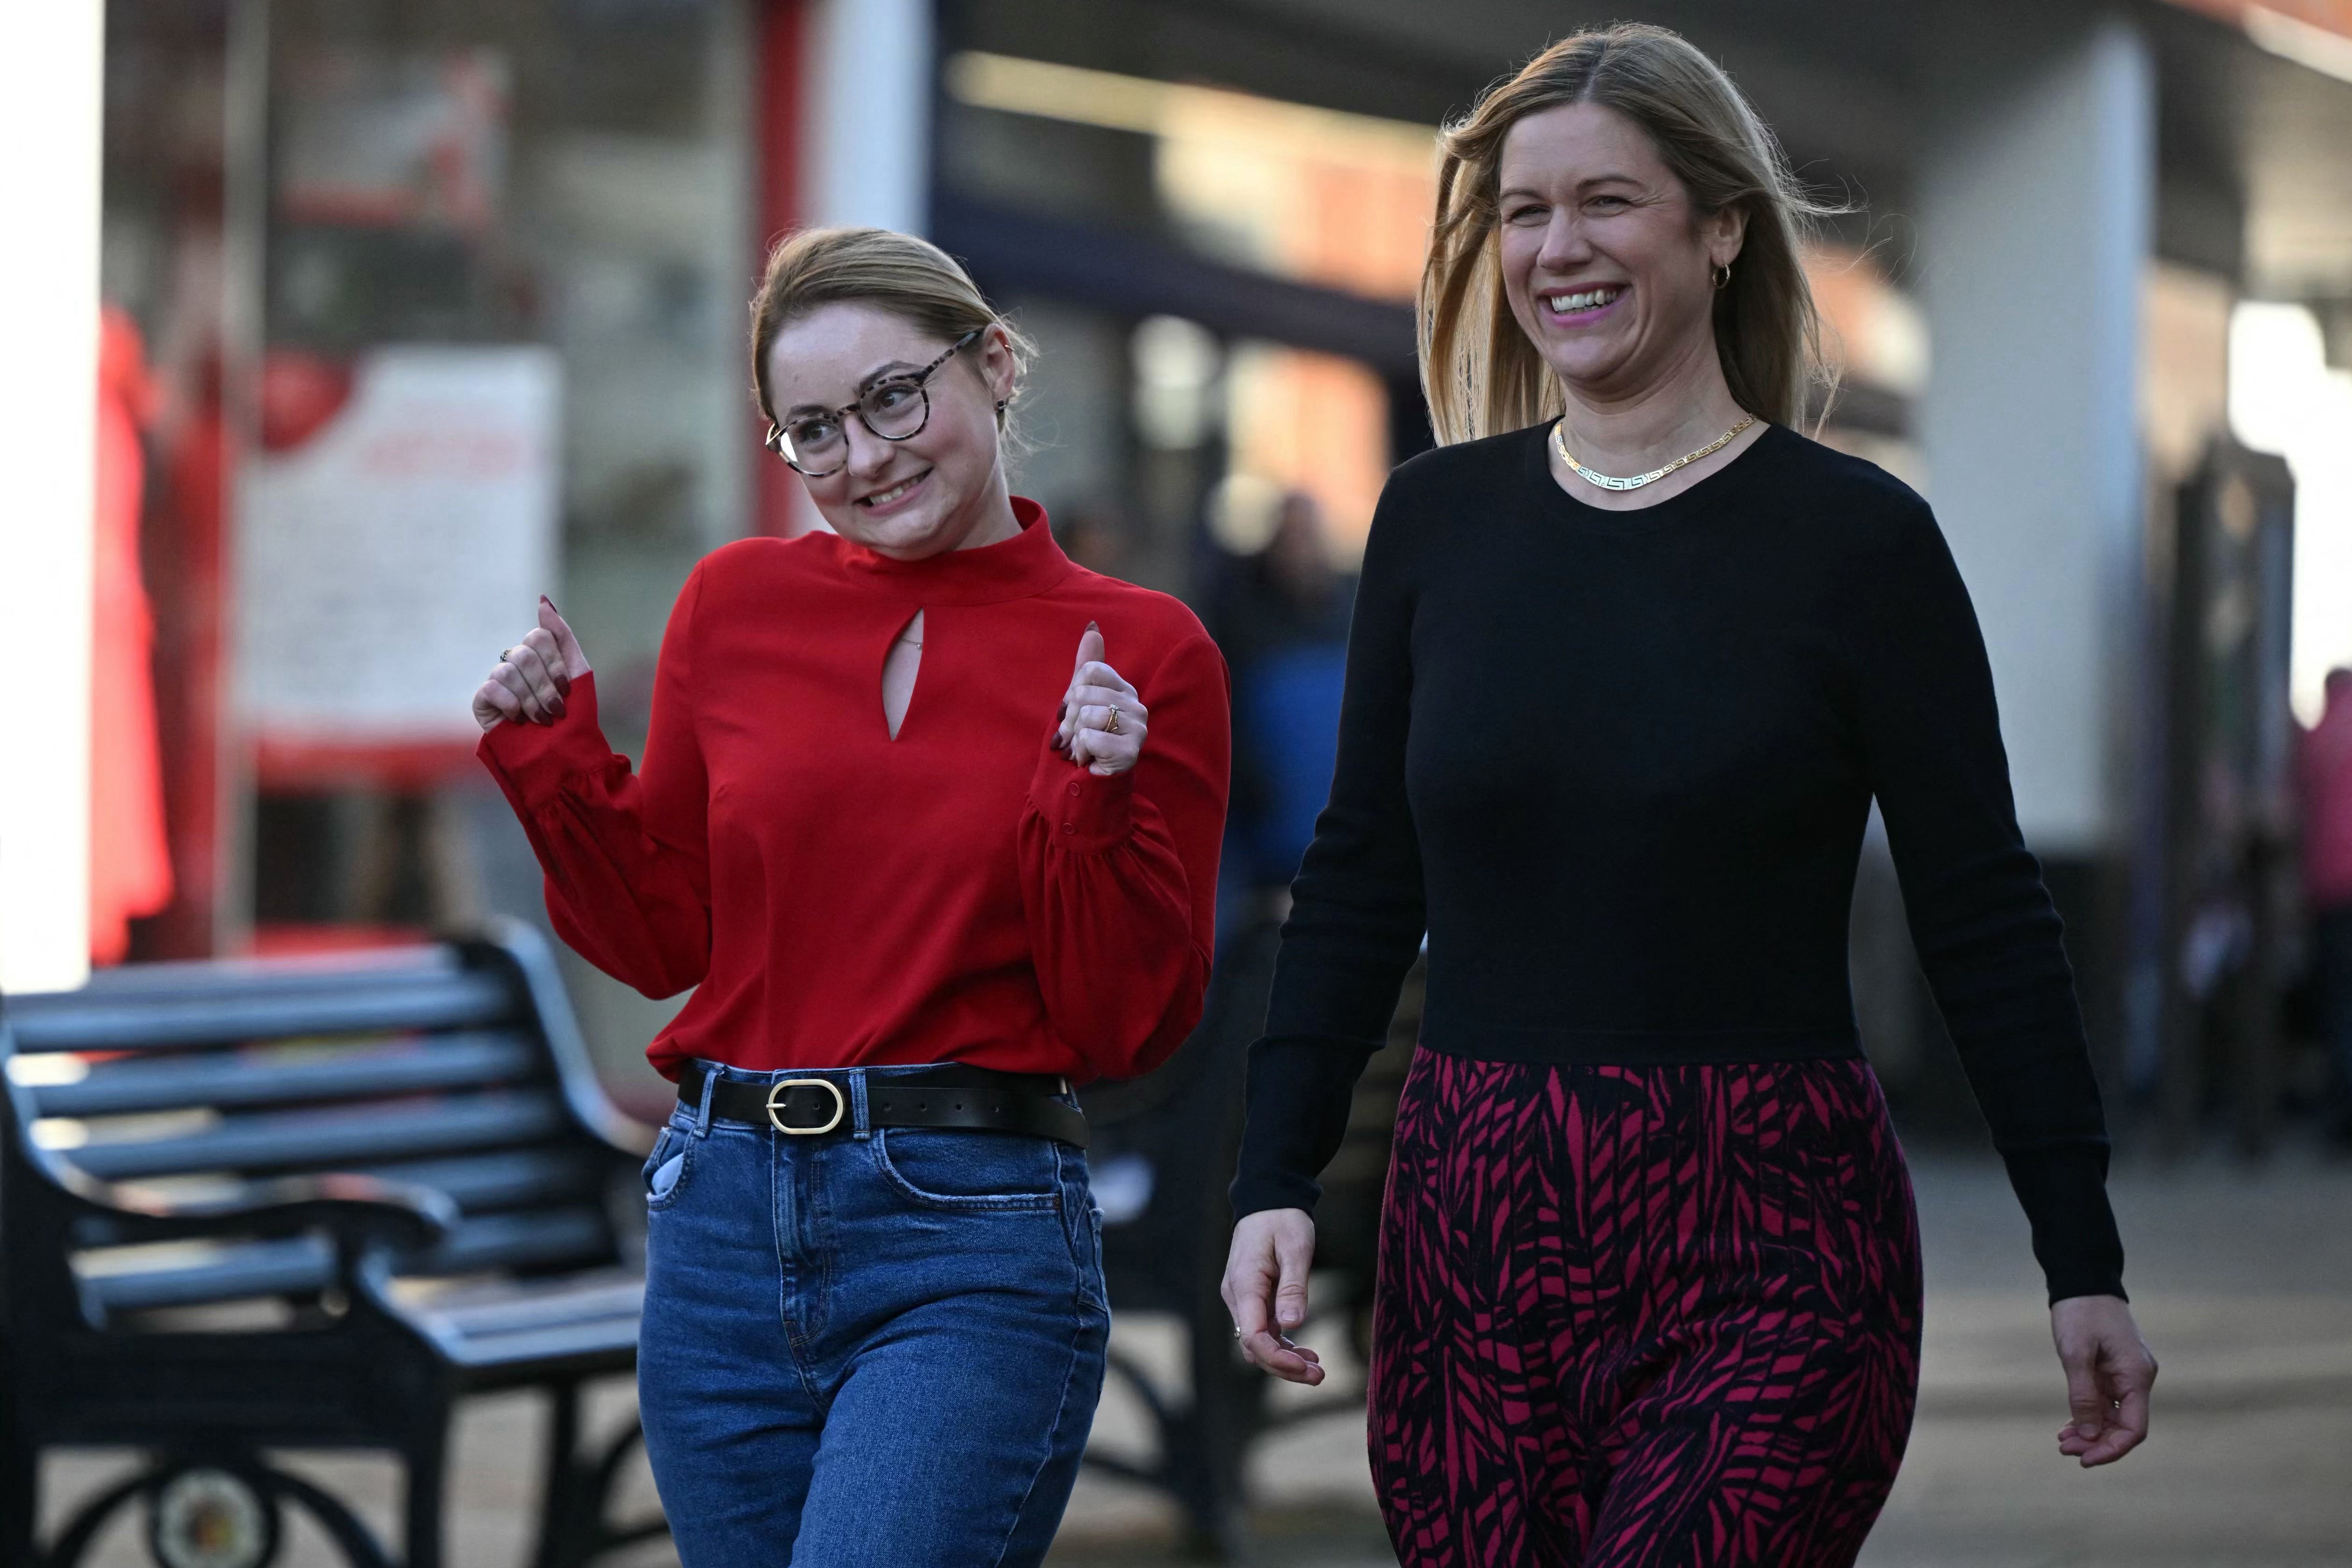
[802,0,934,235]
[1917,12,2155,854]
[0,2,104,994]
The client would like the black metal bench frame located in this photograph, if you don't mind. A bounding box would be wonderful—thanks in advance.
[0,920,666,1568]
[1079,913,1426,1559]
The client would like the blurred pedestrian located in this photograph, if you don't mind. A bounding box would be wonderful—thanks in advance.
[1206,490,1355,926]
[2299,665,2352,1147]
[473,227,1229,1567]
[1221,25,2156,1568]
[1052,501,1130,577]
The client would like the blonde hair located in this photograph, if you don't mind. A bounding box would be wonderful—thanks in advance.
[749,225,1035,441]
[1420,24,1839,444]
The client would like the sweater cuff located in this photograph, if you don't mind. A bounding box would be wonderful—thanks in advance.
[2001,1142,2128,1304]
[1230,1167,1324,1221]
[478,670,612,808]
[1027,733,1135,852]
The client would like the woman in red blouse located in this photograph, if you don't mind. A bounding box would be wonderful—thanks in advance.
[472,227,1228,1567]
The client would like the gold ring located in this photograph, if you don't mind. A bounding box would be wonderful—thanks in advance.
[1105,706,1123,735]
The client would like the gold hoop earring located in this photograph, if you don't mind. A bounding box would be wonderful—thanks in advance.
[1712,262,1732,291]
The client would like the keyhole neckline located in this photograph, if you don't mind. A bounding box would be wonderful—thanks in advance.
[882,608,925,741]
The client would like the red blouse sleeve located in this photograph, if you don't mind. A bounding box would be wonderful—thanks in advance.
[1019,630,1230,1081]
[477,570,712,998]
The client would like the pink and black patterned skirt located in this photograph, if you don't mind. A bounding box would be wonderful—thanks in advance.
[1369,1051,1923,1568]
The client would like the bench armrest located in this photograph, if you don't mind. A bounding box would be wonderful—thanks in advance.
[464,921,662,1158]
[41,1154,458,1255]
[108,1175,456,1250]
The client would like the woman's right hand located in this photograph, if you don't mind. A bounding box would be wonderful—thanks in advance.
[474,596,591,732]
[1221,1207,1325,1385]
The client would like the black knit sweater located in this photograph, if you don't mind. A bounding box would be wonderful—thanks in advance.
[1230,420,2126,1305]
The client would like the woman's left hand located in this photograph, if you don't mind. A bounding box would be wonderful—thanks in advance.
[1057,622,1147,776]
[2050,1294,2156,1466]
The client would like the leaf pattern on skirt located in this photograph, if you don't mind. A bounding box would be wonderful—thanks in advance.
[1369,1054,1924,1568]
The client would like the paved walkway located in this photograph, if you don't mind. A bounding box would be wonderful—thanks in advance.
[38,1152,2352,1565]
[1054,1149,2352,1566]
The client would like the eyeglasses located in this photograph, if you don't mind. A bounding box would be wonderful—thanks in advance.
[763,328,983,478]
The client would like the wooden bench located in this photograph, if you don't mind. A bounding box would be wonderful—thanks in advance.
[0,920,666,1568]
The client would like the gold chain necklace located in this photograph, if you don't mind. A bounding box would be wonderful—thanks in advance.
[1551,415,1755,492]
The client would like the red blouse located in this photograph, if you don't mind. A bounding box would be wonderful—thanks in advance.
[479,499,1230,1083]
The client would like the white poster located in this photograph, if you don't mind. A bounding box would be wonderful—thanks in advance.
[239,345,560,744]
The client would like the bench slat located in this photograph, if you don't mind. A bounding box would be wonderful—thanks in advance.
[5,972,517,1053]
[426,1207,610,1275]
[79,1236,333,1312]
[406,1278,644,1339]
[30,1033,542,1119]
[405,1276,644,1368]
[18,946,460,1003]
[428,1314,642,1370]
[357,1149,604,1213]
[64,1091,567,1181]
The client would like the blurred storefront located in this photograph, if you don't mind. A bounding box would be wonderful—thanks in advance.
[102,0,757,967]
[84,0,786,1098]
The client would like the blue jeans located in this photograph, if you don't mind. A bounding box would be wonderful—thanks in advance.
[636,1062,1110,1567]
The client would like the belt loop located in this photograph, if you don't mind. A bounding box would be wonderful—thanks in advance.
[691,1062,719,1138]
[848,1069,872,1141]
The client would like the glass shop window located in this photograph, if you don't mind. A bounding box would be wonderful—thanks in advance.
[245,0,753,940]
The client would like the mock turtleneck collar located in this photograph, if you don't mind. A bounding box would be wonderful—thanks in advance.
[828,496,1075,605]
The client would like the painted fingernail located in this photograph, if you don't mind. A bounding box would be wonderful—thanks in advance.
[1086,620,1099,634]
[550,698,567,718]
[542,594,561,613]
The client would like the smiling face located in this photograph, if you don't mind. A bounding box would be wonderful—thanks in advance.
[1496,101,1744,405]
[764,302,1018,557]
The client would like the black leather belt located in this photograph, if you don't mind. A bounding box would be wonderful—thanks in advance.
[676,1062,1088,1149]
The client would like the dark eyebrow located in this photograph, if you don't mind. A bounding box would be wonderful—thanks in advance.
[781,360,925,417]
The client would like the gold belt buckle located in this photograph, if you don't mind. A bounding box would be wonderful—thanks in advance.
[766,1078,846,1135]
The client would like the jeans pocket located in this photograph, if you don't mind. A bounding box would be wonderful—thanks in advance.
[1075,1199,1110,1313]
[868,1127,1062,1212]
[642,1125,692,1211]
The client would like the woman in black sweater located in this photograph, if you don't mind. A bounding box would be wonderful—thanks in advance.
[1220,25,2157,1567]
